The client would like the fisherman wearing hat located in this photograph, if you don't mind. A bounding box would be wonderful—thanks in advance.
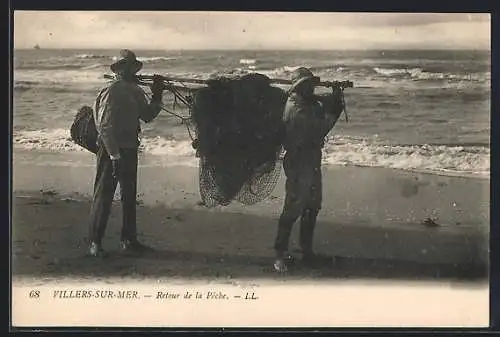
[273,67,345,273]
[87,49,165,257]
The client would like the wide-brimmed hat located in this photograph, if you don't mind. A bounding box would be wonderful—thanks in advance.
[288,67,320,93]
[110,49,143,74]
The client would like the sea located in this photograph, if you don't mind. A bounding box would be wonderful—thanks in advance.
[12,49,491,179]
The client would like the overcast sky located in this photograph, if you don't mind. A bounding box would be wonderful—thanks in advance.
[13,11,491,50]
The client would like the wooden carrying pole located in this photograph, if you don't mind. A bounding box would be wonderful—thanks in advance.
[103,74,354,90]
[103,73,352,122]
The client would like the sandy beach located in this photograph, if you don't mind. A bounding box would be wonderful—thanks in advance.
[12,148,489,283]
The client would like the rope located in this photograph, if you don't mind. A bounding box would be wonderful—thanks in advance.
[341,88,349,123]
[140,81,197,142]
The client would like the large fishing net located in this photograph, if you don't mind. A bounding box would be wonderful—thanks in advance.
[190,72,288,207]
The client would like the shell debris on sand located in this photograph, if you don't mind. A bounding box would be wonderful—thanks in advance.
[422,217,440,228]
[40,189,58,197]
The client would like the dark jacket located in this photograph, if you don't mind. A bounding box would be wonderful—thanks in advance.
[282,92,344,155]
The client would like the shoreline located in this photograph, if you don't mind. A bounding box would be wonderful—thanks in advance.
[13,148,490,231]
[12,146,491,179]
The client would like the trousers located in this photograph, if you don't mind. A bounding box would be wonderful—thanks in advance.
[88,143,138,244]
[274,148,322,254]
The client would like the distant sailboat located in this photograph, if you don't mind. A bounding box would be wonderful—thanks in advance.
[33,44,40,50]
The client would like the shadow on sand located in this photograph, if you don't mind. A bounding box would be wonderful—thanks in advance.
[12,193,488,282]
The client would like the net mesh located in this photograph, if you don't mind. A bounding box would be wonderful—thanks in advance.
[191,73,287,207]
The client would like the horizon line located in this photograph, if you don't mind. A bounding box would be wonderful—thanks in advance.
[13,47,492,52]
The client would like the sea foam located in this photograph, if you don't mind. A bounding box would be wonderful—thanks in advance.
[12,129,490,178]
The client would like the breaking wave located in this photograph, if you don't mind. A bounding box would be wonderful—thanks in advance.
[239,59,256,65]
[111,56,177,63]
[15,54,178,71]
[372,67,490,82]
[12,129,490,178]
[14,51,491,91]
[323,136,489,178]
[74,53,109,59]
[13,70,105,93]
[236,64,490,86]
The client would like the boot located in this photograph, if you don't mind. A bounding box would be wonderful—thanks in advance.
[299,208,318,255]
[300,209,332,268]
[273,215,296,272]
